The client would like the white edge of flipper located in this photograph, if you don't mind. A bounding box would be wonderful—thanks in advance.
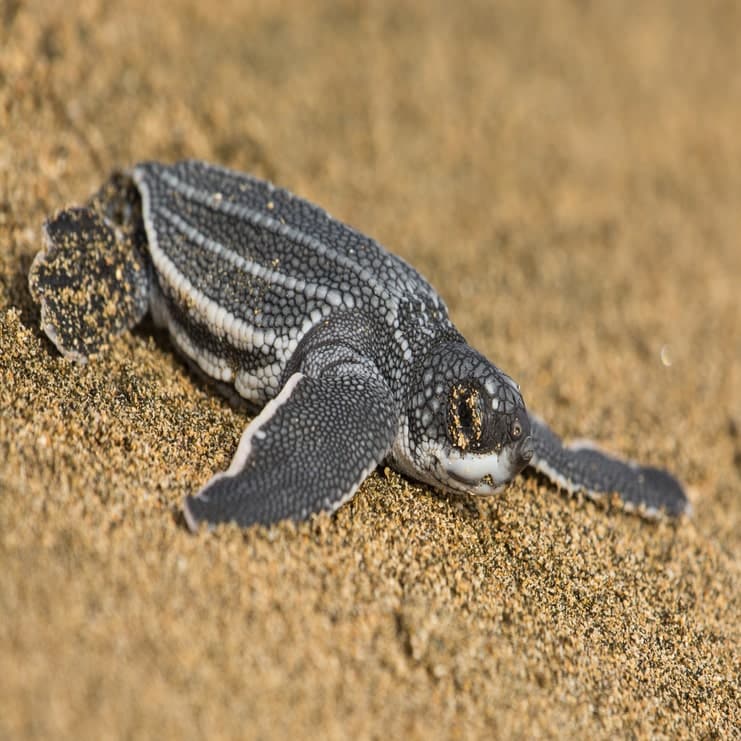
[527,413,691,519]
[183,373,305,533]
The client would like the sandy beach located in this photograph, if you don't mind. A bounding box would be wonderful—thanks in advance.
[1,1,739,737]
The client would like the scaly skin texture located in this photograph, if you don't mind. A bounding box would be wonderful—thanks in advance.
[29,160,689,528]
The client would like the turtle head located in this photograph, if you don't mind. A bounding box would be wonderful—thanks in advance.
[392,342,533,496]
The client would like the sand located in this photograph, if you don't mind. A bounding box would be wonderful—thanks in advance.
[1,1,739,738]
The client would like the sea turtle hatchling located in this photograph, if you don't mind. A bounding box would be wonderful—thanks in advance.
[28,160,689,529]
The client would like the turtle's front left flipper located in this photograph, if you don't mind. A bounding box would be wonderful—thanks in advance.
[526,414,690,518]
[184,370,398,530]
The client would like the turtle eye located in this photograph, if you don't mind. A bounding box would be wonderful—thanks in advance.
[447,383,483,451]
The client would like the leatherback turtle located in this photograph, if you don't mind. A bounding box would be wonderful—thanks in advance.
[28,160,689,529]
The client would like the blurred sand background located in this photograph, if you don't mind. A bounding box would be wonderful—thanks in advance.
[1,0,739,737]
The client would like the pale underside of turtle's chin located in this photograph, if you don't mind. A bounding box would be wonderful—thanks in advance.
[434,447,521,496]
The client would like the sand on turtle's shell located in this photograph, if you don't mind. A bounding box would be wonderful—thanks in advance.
[1,1,739,738]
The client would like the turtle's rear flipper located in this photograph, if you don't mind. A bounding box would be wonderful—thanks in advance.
[184,370,398,530]
[526,414,690,518]
[28,175,150,362]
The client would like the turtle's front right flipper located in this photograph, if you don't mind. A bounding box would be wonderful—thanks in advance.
[184,370,398,530]
[527,414,690,518]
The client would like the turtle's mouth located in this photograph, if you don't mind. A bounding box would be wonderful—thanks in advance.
[444,467,505,495]
[435,450,512,495]
[435,436,534,496]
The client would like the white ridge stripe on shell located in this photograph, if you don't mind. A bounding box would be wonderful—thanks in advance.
[158,204,347,313]
[137,176,310,359]
[156,166,400,316]
[150,287,235,383]
[149,214,305,357]
[152,283,280,404]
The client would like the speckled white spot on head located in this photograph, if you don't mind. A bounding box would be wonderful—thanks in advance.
[502,373,520,392]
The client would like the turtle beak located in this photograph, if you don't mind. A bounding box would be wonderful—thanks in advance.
[440,444,527,495]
